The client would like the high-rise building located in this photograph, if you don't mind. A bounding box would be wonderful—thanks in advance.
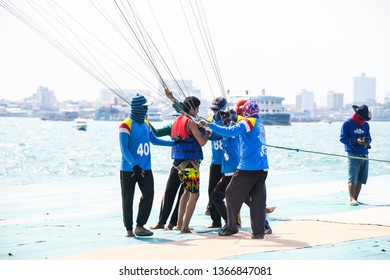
[36,86,57,110]
[353,73,376,103]
[326,91,344,110]
[296,89,315,114]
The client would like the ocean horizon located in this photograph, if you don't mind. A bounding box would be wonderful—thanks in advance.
[1,117,389,187]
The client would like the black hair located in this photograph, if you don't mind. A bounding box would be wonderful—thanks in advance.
[183,96,201,113]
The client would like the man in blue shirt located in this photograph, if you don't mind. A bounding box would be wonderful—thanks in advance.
[198,100,269,239]
[119,93,174,237]
[205,96,226,228]
[340,104,372,206]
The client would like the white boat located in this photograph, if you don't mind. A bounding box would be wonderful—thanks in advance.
[226,89,291,125]
[73,118,88,131]
[147,107,164,122]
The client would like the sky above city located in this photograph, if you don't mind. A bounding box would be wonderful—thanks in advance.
[1,0,389,106]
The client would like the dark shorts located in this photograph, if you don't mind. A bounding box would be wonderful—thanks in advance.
[348,153,369,184]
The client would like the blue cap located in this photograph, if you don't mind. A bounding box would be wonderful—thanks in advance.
[210,96,227,111]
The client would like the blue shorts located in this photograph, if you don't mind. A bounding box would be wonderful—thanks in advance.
[347,153,369,184]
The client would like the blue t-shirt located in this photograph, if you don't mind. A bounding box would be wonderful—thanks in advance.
[208,116,224,165]
[209,116,269,171]
[221,135,240,174]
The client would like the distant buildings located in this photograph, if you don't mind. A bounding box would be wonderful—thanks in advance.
[292,89,316,121]
[160,79,201,100]
[158,79,205,117]
[296,89,315,113]
[95,79,204,120]
[99,89,121,105]
[353,72,376,104]
[99,88,151,105]
[2,74,390,122]
[326,91,344,110]
[35,86,58,110]
[370,106,390,121]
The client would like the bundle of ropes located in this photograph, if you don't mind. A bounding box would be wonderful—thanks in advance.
[1,0,389,166]
[0,0,226,116]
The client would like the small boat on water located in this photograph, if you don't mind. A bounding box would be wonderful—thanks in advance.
[147,107,164,122]
[73,118,88,131]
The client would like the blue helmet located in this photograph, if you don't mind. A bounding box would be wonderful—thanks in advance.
[243,100,259,117]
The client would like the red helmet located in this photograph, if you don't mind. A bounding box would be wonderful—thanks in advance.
[235,99,247,116]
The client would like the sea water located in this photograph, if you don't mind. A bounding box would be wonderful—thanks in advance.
[1,117,390,187]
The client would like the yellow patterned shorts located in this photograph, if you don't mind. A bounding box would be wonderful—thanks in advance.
[178,167,200,193]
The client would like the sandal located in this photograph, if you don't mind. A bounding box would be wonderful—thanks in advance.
[135,228,154,237]
[218,228,238,236]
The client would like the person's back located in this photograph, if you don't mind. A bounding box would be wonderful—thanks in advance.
[237,116,268,171]
[206,103,269,171]
[120,117,153,171]
[200,100,269,239]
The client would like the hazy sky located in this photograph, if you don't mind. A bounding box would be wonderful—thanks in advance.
[1,0,389,106]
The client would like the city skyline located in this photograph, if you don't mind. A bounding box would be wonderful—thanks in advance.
[1,0,390,106]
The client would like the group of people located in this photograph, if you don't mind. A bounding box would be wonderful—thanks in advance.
[118,91,271,239]
[119,90,373,238]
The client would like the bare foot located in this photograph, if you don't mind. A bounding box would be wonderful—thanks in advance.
[165,224,174,231]
[150,224,164,230]
[175,223,182,230]
[266,206,276,213]
[180,228,193,234]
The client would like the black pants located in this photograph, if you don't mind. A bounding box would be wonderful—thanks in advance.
[210,174,232,223]
[226,169,267,236]
[157,160,184,226]
[120,170,154,231]
[208,164,223,227]
[212,174,266,227]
